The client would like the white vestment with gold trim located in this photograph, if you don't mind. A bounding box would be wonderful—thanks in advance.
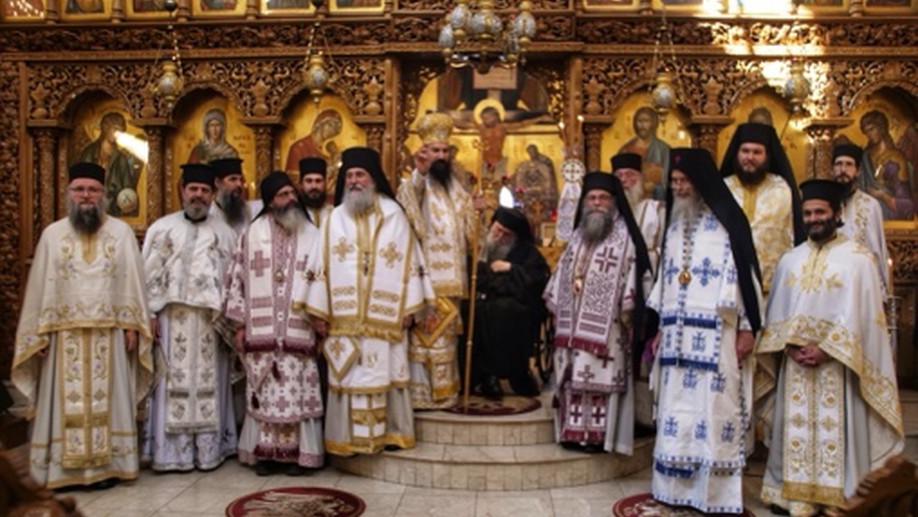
[397,169,473,409]
[839,189,890,293]
[13,217,153,488]
[758,235,904,516]
[725,174,794,293]
[141,211,238,471]
[299,197,436,455]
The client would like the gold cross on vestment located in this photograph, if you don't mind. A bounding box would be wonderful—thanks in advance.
[380,242,403,268]
[328,339,344,360]
[333,237,355,263]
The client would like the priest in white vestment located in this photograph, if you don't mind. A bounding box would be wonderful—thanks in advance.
[397,112,475,408]
[544,172,652,454]
[298,147,436,456]
[613,152,664,271]
[224,171,324,475]
[142,163,238,471]
[13,163,153,489]
[209,157,260,235]
[720,122,805,292]
[831,144,891,293]
[648,148,763,514]
[758,179,903,517]
[613,152,664,429]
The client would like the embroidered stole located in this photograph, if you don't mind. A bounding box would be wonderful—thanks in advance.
[162,304,219,433]
[59,328,114,469]
[653,210,737,371]
[550,220,629,357]
[397,173,470,298]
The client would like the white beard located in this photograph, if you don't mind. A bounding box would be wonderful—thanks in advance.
[344,183,377,217]
[624,181,645,211]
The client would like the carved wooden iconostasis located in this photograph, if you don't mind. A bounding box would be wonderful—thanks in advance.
[2,0,918,385]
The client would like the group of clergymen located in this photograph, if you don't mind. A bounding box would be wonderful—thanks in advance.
[11,111,904,516]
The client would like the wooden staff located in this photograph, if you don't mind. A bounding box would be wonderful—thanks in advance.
[461,165,486,412]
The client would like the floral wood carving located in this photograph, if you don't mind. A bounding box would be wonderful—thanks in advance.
[0,61,22,377]
[527,62,567,122]
[826,60,918,118]
[396,0,568,9]
[888,231,918,284]
[390,17,441,43]
[582,57,650,117]
[536,16,574,41]
[28,63,163,122]
[1,19,917,54]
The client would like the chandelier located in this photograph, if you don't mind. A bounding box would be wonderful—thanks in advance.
[438,0,537,72]
[151,0,184,109]
[646,7,681,121]
[301,0,333,104]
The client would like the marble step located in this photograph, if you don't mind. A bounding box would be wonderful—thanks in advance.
[331,438,654,490]
[414,403,556,446]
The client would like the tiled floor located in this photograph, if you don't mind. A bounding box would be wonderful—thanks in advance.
[65,459,772,517]
[56,389,918,517]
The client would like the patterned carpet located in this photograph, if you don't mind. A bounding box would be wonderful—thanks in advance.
[612,493,755,516]
[225,486,365,517]
[446,395,542,416]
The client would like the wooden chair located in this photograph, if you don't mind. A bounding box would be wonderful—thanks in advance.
[0,447,84,517]
[825,455,918,517]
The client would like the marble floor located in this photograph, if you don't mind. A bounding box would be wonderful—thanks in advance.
[57,389,918,517]
[65,459,774,517]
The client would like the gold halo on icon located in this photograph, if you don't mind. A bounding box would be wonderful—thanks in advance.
[473,99,506,126]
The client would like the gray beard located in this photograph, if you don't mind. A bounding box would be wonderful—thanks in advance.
[272,202,307,232]
[671,195,702,225]
[624,181,645,210]
[218,189,248,226]
[482,232,516,263]
[184,200,209,221]
[579,207,615,244]
[67,197,104,235]
[344,184,377,217]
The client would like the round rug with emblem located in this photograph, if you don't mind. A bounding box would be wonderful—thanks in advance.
[612,493,755,516]
[225,486,365,517]
[446,395,542,416]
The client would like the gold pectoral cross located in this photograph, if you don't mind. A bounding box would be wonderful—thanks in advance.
[678,268,692,286]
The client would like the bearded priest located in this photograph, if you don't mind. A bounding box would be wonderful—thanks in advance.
[758,179,903,517]
[298,147,436,456]
[13,162,153,489]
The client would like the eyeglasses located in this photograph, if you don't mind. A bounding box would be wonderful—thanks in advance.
[69,186,104,196]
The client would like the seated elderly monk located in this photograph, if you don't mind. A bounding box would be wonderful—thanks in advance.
[467,207,550,400]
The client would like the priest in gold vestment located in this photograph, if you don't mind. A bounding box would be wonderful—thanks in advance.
[13,163,153,489]
[397,112,474,409]
[758,179,903,516]
[298,147,436,455]
[720,123,805,292]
